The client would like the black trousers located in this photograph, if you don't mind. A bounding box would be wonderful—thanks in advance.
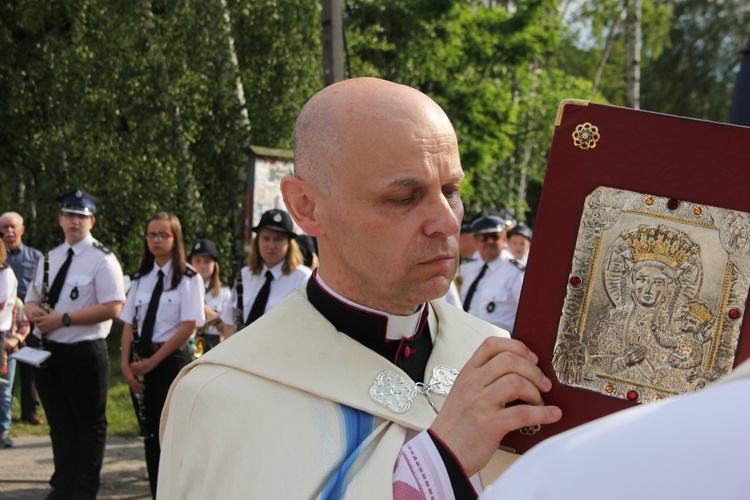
[35,339,109,500]
[18,333,41,419]
[131,346,191,499]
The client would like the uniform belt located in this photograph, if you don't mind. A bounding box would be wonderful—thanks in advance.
[46,338,105,348]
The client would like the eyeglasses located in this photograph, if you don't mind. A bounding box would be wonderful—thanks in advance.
[61,212,91,220]
[477,233,502,242]
[144,232,174,241]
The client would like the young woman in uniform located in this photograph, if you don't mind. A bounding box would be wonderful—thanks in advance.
[188,238,231,353]
[221,209,311,337]
[119,212,204,498]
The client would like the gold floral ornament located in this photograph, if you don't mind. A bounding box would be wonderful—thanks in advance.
[572,122,600,150]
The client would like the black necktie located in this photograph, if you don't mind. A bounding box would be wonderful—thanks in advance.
[47,248,74,309]
[245,271,274,326]
[463,263,488,312]
[139,270,164,357]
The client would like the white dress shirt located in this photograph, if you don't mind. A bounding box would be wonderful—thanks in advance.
[0,267,18,332]
[203,285,231,335]
[221,262,312,327]
[26,234,125,343]
[458,255,524,333]
[120,260,205,343]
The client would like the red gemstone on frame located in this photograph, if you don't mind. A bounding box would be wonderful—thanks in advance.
[667,199,680,210]
[570,276,583,288]
[627,390,639,401]
[728,308,742,320]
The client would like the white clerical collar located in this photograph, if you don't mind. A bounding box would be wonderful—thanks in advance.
[315,273,426,340]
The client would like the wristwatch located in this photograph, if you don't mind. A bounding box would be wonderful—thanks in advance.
[62,313,72,327]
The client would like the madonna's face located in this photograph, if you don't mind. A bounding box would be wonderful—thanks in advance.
[633,265,671,307]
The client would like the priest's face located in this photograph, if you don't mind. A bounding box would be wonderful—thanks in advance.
[313,88,463,315]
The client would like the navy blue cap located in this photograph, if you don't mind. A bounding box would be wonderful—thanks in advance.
[471,215,507,235]
[461,212,482,234]
[507,222,533,241]
[252,209,295,236]
[57,189,99,216]
[189,239,220,261]
[488,209,516,230]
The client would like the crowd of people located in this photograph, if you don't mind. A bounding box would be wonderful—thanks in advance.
[1,188,532,498]
[1,76,747,499]
[0,189,325,497]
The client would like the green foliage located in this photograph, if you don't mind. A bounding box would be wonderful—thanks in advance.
[346,0,591,219]
[641,0,750,121]
[0,0,741,236]
[0,0,321,278]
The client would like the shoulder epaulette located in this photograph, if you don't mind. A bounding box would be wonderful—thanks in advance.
[510,259,526,272]
[185,265,197,278]
[92,241,112,254]
[130,271,143,281]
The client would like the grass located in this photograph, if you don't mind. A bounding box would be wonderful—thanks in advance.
[10,324,140,438]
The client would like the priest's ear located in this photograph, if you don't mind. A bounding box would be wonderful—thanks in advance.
[281,174,324,237]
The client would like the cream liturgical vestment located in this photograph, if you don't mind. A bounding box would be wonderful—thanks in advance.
[158,285,514,498]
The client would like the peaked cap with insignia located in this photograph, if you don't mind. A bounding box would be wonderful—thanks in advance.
[57,189,100,216]
[252,209,295,237]
[188,238,220,262]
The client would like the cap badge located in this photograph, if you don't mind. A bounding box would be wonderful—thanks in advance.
[195,243,201,250]
[75,189,82,198]
[273,214,282,222]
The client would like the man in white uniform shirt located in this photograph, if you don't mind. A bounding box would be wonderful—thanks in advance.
[25,189,125,500]
[459,215,525,333]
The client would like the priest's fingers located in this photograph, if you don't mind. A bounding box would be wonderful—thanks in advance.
[493,402,562,436]
[430,337,560,477]
[465,336,538,370]
[478,350,551,393]
[431,372,560,477]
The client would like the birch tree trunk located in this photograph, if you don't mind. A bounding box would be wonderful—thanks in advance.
[625,0,641,109]
[219,0,250,129]
[592,14,622,96]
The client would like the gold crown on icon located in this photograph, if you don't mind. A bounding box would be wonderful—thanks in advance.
[622,225,699,268]
[687,301,714,324]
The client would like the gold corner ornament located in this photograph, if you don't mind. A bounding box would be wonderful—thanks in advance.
[572,122,600,150]
[555,99,590,126]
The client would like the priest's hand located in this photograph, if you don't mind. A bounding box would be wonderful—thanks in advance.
[429,336,562,477]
